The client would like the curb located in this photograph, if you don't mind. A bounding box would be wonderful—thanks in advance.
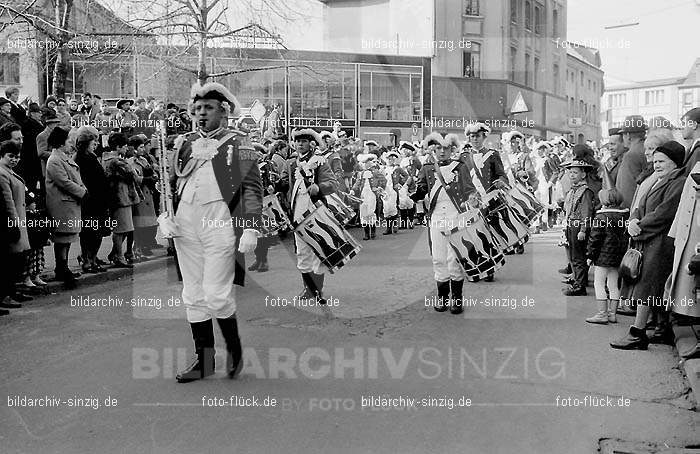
[30,253,173,298]
[671,323,700,410]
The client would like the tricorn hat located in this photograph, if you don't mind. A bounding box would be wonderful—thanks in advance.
[291,128,323,145]
[116,99,133,110]
[444,133,462,148]
[422,132,446,148]
[464,122,491,135]
[561,159,594,169]
[190,82,242,116]
[399,141,416,152]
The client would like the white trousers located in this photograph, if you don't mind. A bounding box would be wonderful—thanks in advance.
[429,217,465,282]
[174,200,237,322]
[295,232,321,274]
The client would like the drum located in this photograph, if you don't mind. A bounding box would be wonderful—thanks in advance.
[443,210,505,282]
[326,192,356,226]
[505,183,544,224]
[483,190,529,253]
[294,202,362,274]
[261,193,292,237]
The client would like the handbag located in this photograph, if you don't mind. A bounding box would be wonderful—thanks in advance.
[619,239,643,283]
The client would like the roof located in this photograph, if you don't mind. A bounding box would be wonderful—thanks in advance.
[606,76,687,91]
[679,57,700,87]
[0,0,151,38]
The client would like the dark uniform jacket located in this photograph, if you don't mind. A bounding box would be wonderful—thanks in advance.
[171,127,263,286]
[464,147,507,191]
[411,157,476,215]
[277,152,338,207]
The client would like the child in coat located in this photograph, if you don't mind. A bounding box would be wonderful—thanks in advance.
[585,188,629,323]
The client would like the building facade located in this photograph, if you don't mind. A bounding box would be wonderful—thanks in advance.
[602,58,700,141]
[565,45,604,145]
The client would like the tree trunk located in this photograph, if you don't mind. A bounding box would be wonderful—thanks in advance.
[51,45,69,97]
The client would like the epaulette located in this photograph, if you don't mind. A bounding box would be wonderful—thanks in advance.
[237,135,260,161]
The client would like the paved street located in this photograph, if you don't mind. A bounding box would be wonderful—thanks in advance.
[0,229,697,454]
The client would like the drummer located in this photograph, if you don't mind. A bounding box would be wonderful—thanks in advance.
[411,132,476,315]
[277,128,338,304]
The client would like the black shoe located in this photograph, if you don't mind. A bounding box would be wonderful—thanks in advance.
[0,300,22,308]
[140,247,154,257]
[112,260,134,269]
[610,326,649,350]
[484,274,494,282]
[248,261,260,271]
[299,273,316,299]
[450,280,464,314]
[0,308,9,316]
[91,265,107,273]
[558,265,572,275]
[434,281,450,312]
[257,260,269,272]
[383,230,392,235]
[217,315,244,379]
[616,306,636,316]
[561,277,574,285]
[563,286,586,296]
[648,323,674,345]
[10,293,32,303]
[176,320,216,383]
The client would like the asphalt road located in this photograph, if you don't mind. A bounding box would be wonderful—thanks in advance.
[0,228,697,454]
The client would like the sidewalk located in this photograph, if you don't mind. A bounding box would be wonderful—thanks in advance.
[30,239,170,293]
[672,323,700,409]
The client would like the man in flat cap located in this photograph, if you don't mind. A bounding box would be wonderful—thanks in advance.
[166,81,263,383]
[615,115,647,208]
[277,128,338,304]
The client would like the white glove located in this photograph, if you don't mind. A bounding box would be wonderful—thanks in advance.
[157,213,179,238]
[238,228,259,253]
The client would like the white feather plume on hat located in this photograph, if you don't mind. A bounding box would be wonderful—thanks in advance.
[291,128,323,146]
[444,133,462,148]
[422,132,446,148]
[464,122,491,135]
[357,153,377,163]
[190,81,241,116]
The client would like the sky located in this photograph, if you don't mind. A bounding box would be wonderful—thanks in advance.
[567,0,700,86]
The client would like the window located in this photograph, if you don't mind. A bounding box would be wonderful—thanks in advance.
[0,53,20,85]
[569,97,575,115]
[534,5,542,34]
[592,104,597,124]
[533,57,540,89]
[552,9,559,37]
[525,1,532,30]
[510,0,518,23]
[608,93,627,108]
[510,47,517,82]
[682,91,694,110]
[580,71,584,86]
[359,69,422,121]
[644,89,664,105]
[588,79,591,90]
[579,100,584,118]
[465,0,480,16]
[463,42,481,78]
[593,81,596,93]
[553,63,559,94]
[524,53,531,86]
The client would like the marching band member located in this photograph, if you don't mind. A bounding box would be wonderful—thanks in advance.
[277,128,338,304]
[411,132,476,314]
[352,153,386,240]
[464,122,508,191]
[165,82,263,383]
[382,149,408,235]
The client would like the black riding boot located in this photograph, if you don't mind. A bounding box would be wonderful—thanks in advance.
[434,280,450,312]
[648,311,673,345]
[217,314,244,379]
[176,319,216,383]
[450,279,464,314]
[309,272,327,305]
[299,273,316,299]
[363,226,371,240]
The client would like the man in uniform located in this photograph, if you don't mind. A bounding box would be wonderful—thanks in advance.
[164,82,263,383]
[464,123,508,192]
[411,132,476,314]
[277,128,338,304]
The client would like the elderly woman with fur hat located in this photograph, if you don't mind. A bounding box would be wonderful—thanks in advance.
[611,141,686,350]
[74,125,110,273]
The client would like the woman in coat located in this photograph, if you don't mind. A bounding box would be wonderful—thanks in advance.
[665,161,700,359]
[128,135,158,257]
[0,140,32,306]
[102,132,140,267]
[45,126,87,285]
[611,141,687,350]
[74,126,109,273]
